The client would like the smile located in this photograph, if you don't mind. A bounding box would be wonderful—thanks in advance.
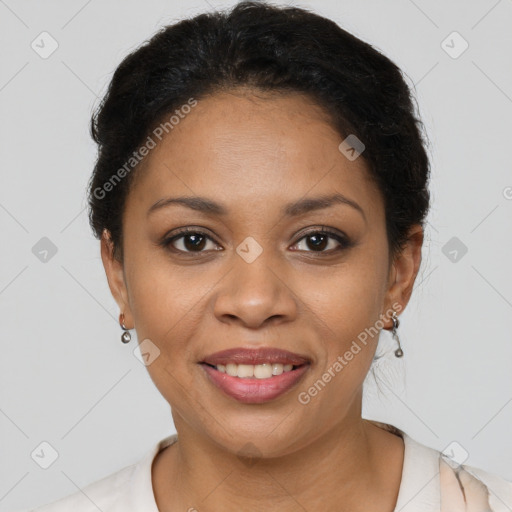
[199,346,311,404]
[208,362,296,378]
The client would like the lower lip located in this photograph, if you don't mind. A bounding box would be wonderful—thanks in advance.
[200,363,310,404]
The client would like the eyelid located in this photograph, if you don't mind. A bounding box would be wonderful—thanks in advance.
[162,227,222,253]
[161,225,351,254]
[291,227,350,251]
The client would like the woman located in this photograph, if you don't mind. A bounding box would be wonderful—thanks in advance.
[31,1,511,511]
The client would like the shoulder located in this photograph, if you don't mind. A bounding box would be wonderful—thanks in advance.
[29,463,136,512]
[27,434,178,512]
[440,457,512,512]
[369,420,512,512]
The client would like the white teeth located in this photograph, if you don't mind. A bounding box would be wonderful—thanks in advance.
[226,363,238,377]
[272,363,283,376]
[254,363,273,379]
[214,362,297,378]
[237,364,254,378]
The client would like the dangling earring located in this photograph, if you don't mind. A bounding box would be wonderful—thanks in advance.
[119,312,131,344]
[391,310,403,357]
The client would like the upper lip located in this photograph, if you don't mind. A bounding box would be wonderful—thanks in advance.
[201,347,311,366]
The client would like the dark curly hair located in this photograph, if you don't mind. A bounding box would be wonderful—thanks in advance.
[88,0,431,263]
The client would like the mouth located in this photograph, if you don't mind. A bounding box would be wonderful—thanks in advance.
[199,347,311,404]
[200,361,305,378]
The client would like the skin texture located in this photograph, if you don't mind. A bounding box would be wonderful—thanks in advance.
[101,88,424,511]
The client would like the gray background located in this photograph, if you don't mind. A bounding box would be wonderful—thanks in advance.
[1,0,511,510]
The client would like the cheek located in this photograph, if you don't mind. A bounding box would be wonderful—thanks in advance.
[123,254,205,403]
[294,257,387,413]
[300,251,387,348]
[123,244,224,367]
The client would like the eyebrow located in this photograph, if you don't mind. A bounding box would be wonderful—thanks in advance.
[147,193,366,222]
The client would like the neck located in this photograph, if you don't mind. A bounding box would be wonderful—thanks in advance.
[153,413,404,512]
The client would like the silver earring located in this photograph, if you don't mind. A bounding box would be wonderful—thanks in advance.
[119,312,131,344]
[391,311,403,358]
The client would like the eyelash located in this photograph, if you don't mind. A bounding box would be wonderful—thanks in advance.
[160,226,352,255]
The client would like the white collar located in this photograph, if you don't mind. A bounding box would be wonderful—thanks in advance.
[111,433,178,512]
[110,422,443,512]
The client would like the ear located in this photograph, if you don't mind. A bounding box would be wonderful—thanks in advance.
[381,224,424,329]
[100,229,133,328]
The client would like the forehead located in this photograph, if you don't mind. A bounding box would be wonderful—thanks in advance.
[127,89,383,221]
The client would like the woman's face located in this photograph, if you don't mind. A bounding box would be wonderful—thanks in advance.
[102,88,421,457]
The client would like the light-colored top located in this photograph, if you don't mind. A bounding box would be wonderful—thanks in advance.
[26,421,512,512]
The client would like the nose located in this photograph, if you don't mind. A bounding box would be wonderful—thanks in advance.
[212,249,298,330]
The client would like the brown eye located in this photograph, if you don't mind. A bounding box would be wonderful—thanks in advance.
[292,229,350,253]
[164,230,219,253]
